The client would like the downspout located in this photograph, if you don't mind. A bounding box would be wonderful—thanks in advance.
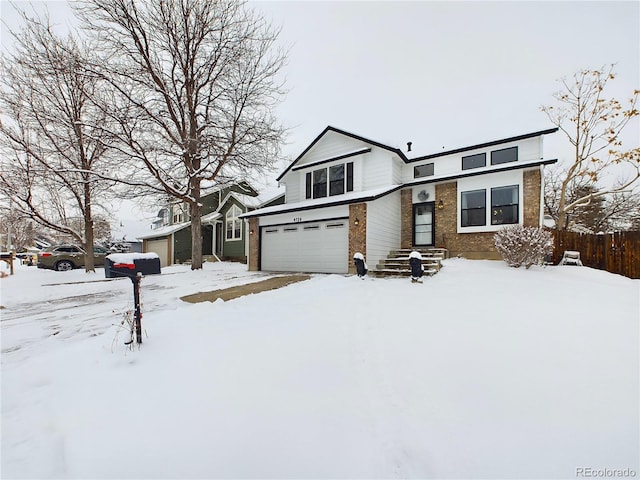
[539,165,545,227]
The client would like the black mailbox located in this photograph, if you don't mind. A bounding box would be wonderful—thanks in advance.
[104,255,161,278]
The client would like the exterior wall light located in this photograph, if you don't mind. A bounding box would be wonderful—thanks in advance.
[437,200,444,210]
[354,218,360,226]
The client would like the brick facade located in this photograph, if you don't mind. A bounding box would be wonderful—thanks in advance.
[428,170,543,259]
[248,217,259,271]
[523,168,542,227]
[348,203,367,274]
[400,189,413,249]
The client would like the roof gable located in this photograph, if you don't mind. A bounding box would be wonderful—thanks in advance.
[276,126,408,181]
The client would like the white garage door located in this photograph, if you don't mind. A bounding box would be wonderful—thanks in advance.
[146,238,170,267]
[261,219,349,273]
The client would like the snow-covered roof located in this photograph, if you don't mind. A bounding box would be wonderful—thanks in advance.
[137,221,190,240]
[241,185,400,218]
[221,186,285,212]
[201,211,221,225]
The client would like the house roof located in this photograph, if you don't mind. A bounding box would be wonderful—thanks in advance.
[243,157,557,219]
[275,126,559,180]
[199,180,259,198]
[276,126,409,181]
[218,186,285,211]
[241,185,401,218]
[406,127,559,162]
[138,221,190,240]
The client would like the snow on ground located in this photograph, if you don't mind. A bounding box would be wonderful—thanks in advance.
[1,259,638,479]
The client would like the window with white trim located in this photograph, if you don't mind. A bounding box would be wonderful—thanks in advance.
[225,204,243,241]
[491,185,519,225]
[461,189,486,227]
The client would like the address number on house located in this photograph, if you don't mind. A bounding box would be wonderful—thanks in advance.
[293,217,303,222]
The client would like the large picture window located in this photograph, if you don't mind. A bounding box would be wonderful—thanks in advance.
[307,162,354,199]
[225,204,243,240]
[461,189,486,227]
[491,185,519,224]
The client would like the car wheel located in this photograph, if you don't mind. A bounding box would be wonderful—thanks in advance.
[55,260,75,271]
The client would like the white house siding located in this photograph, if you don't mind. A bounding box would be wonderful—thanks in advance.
[258,205,349,227]
[362,148,397,190]
[366,192,401,270]
[412,184,436,204]
[404,136,544,183]
[281,173,301,203]
[391,156,404,185]
[299,131,368,165]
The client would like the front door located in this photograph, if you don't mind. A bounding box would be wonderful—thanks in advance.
[413,202,435,246]
[215,223,223,257]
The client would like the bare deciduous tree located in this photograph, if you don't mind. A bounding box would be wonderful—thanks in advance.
[0,8,116,271]
[544,165,640,232]
[541,65,639,231]
[74,0,287,269]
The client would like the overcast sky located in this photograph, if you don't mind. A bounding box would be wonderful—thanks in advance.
[1,1,639,238]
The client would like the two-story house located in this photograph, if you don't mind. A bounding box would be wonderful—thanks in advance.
[140,182,284,266]
[242,126,558,274]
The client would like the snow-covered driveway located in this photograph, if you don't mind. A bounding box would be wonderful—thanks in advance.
[1,259,638,478]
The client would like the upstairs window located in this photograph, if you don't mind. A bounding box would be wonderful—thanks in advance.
[312,169,327,198]
[225,204,243,241]
[461,189,486,227]
[491,185,519,224]
[306,162,354,199]
[414,163,434,178]
[491,146,518,165]
[329,164,345,196]
[462,153,486,170]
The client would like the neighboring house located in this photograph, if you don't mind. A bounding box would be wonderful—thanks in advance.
[138,182,284,267]
[242,126,558,274]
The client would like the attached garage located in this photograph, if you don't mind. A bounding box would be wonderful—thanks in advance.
[261,219,349,273]
[145,238,171,267]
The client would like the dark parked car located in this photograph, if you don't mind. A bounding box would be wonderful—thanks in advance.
[37,245,109,271]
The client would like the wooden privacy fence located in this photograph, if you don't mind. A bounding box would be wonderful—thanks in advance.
[550,230,640,279]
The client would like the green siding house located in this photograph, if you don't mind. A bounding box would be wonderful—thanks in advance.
[139,183,284,267]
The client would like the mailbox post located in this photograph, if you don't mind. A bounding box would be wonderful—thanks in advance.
[132,272,142,344]
[105,253,161,346]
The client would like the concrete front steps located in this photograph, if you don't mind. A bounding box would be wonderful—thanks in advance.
[371,247,448,278]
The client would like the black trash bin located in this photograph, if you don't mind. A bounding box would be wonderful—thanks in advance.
[409,251,424,283]
[105,254,161,278]
[353,252,368,278]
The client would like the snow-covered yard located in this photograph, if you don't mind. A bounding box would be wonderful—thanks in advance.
[1,259,638,479]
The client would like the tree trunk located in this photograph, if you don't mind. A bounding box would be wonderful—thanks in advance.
[84,183,95,272]
[190,180,203,270]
